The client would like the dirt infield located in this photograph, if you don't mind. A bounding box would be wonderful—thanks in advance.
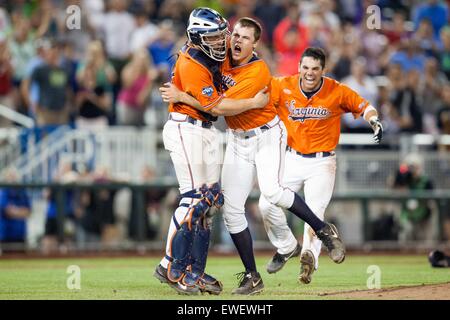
[320,282,450,300]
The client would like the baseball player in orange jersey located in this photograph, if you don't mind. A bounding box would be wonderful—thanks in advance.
[153,8,269,296]
[261,47,383,284]
[160,18,346,295]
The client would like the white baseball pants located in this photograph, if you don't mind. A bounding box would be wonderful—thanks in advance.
[259,150,337,269]
[221,117,295,235]
[160,115,222,267]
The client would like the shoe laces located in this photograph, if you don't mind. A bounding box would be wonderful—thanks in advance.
[272,252,285,263]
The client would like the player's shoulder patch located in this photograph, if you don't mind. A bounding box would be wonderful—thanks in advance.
[202,86,214,97]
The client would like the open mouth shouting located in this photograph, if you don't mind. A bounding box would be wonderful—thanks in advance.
[303,75,316,87]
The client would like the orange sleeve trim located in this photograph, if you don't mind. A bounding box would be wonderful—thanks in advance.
[202,95,224,111]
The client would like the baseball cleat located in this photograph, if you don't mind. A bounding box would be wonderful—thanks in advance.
[232,271,264,295]
[198,273,223,295]
[184,271,223,295]
[299,250,315,284]
[266,243,302,274]
[316,223,346,264]
[153,264,200,295]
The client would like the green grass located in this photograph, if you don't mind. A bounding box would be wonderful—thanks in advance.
[0,254,448,300]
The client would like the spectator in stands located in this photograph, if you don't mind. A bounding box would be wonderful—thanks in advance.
[438,26,450,80]
[57,0,96,61]
[419,57,448,134]
[0,169,31,247]
[413,0,449,40]
[0,8,11,38]
[41,161,78,254]
[0,35,14,127]
[116,48,156,126]
[157,0,190,36]
[389,38,427,73]
[437,82,450,137]
[390,153,434,242]
[382,10,411,47]
[228,0,268,45]
[272,0,309,76]
[148,19,177,83]
[254,0,286,44]
[75,40,115,130]
[20,38,51,120]
[129,10,159,53]
[358,13,391,76]
[413,19,441,57]
[82,0,106,35]
[341,57,379,133]
[28,38,72,127]
[389,67,424,133]
[376,76,401,135]
[329,20,361,80]
[8,13,36,114]
[76,167,119,247]
[102,0,135,77]
[128,165,166,241]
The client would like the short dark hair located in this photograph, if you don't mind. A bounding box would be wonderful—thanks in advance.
[236,17,262,42]
[301,47,326,69]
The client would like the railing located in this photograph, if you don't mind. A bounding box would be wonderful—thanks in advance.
[0,181,449,253]
[0,127,159,183]
[0,104,34,128]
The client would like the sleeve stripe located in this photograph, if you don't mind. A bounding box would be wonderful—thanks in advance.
[202,95,223,111]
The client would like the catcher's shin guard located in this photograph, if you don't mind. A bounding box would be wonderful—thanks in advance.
[191,217,211,276]
[167,220,194,282]
[167,195,211,282]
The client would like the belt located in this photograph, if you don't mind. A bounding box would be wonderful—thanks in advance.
[286,146,335,158]
[232,116,280,139]
[168,112,213,129]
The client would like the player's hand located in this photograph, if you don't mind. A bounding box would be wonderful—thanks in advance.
[159,82,182,103]
[253,86,269,109]
[370,118,383,144]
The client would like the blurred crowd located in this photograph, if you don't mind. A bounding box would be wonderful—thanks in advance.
[2,0,450,250]
[0,0,448,135]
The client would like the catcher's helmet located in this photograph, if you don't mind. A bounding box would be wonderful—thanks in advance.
[187,7,229,61]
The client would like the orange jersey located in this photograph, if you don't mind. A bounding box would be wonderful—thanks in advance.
[222,54,277,130]
[169,45,225,121]
[272,76,369,153]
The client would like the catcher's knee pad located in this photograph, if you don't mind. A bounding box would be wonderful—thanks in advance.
[209,182,224,209]
[190,218,211,276]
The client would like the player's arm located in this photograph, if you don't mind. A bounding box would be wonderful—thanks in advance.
[363,105,383,144]
[341,84,383,144]
[159,82,268,116]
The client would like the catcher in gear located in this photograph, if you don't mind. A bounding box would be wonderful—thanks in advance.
[154,7,268,296]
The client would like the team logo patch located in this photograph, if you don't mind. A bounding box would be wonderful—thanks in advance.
[202,86,214,97]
